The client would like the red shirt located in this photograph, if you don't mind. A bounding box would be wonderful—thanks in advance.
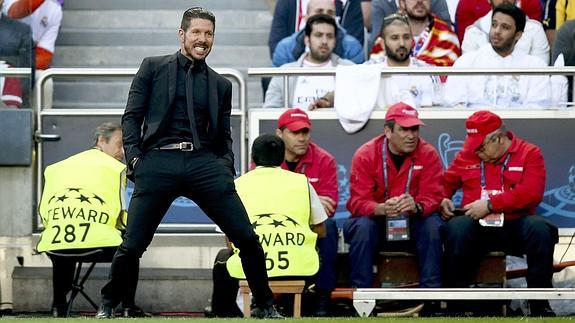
[280,142,339,216]
[346,135,443,218]
[443,133,545,221]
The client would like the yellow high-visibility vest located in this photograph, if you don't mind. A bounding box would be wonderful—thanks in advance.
[226,167,319,278]
[37,149,126,252]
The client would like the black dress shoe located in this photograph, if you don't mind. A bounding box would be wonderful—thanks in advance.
[313,291,331,317]
[96,304,115,319]
[529,300,556,317]
[251,305,284,319]
[123,306,152,318]
[52,306,67,318]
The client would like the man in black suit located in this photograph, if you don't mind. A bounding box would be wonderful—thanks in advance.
[96,7,281,319]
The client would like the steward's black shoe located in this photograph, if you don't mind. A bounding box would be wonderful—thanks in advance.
[530,301,556,317]
[313,291,331,317]
[96,305,114,319]
[123,305,152,318]
[251,305,284,319]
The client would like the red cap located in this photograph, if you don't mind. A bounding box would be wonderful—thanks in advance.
[385,102,425,127]
[462,110,503,152]
[277,108,312,131]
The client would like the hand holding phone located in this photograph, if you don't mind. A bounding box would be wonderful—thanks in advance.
[452,208,466,216]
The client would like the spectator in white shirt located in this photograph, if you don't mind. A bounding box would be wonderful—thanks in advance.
[445,4,550,109]
[264,14,354,109]
[461,0,549,64]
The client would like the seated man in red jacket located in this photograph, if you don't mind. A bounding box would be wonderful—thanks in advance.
[275,108,339,316]
[440,110,558,317]
[344,103,445,293]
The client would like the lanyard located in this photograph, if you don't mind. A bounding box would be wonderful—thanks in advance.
[382,138,415,200]
[480,153,511,189]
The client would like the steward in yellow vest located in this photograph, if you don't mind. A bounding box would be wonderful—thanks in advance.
[226,134,327,279]
[210,134,326,317]
[37,148,126,252]
[36,123,149,318]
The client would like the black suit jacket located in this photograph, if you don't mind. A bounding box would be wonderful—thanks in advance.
[122,52,235,177]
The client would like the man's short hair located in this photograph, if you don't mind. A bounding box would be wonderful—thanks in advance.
[304,14,338,38]
[380,13,410,37]
[493,4,526,33]
[93,122,121,146]
[181,7,216,32]
[252,134,285,167]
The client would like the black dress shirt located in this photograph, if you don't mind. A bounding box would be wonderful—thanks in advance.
[153,51,210,149]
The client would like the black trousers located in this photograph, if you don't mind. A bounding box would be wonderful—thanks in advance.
[49,247,138,309]
[101,150,273,308]
[442,215,558,288]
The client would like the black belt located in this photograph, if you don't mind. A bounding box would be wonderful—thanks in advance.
[154,142,194,151]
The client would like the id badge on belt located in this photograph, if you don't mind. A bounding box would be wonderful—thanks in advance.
[478,188,504,227]
[386,215,410,241]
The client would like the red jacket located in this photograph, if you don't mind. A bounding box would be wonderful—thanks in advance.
[443,133,545,221]
[280,142,339,216]
[346,135,443,218]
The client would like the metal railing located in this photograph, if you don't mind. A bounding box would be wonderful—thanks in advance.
[0,67,32,77]
[33,68,247,216]
[248,67,575,108]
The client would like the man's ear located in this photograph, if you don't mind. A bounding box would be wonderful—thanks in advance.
[304,35,310,47]
[178,28,185,43]
[275,128,283,138]
[398,0,406,11]
[513,30,523,43]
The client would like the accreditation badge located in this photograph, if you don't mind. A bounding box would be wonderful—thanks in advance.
[479,188,504,227]
[385,214,410,241]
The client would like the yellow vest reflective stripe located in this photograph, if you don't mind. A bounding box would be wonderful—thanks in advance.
[226,167,319,278]
[37,149,126,252]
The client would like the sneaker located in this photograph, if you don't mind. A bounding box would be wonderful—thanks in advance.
[251,305,284,319]
[123,305,152,318]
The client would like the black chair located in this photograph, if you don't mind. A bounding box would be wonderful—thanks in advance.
[45,248,113,317]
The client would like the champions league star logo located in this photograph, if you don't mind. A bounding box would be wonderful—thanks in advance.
[45,187,110,224]
[251,213,301,229]
[251,213,306,247]
[47,187,106,206]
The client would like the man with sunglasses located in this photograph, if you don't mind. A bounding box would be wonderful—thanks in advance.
[440,110,558,316]
[369,0,460,67]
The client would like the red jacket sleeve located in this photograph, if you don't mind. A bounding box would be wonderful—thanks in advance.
[415,147,444,217]
[443,152,464,198]
[347,145,379,217]
[316,154,339,216]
